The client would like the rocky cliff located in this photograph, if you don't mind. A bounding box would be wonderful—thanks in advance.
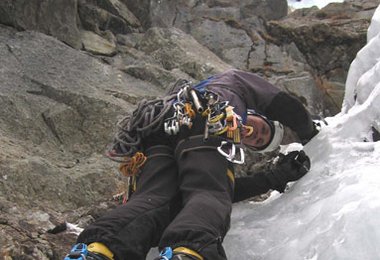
[0,0,378,258]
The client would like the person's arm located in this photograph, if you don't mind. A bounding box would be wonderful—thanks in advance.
[208,69,318,144]
[264,92,318,144]
[220,70,318,144]
[233,150,311,202]
[233,173,273,202]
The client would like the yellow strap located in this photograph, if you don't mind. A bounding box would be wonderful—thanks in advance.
[201,108,211,117]
[215,126,228,135]
[173,247,204,260]
[227,168,235,184]
[88,242,114,260]
[209,113,224,123]
[233,128,241,143]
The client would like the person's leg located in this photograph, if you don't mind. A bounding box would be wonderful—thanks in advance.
[159,136,234,260]
[76,145,179,260]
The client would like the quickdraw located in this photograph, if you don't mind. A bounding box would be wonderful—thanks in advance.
[112,152,146,204]
[118,152,147,177]
[202,93,245,164]
[164,82,199,135]
[163,83,247,164]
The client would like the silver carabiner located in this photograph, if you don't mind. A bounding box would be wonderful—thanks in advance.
[217,141,245,164]
[232,146,245,164]
[181,115,192,127]
[207,121,224,133]
[217,141,236,161]
[164,119,179,135]
[164,111,180,135]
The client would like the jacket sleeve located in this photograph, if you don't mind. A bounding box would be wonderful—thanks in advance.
[233,172,272,202]
[264,91,317,144]
[232,69,316,143]
[209,69,317,143]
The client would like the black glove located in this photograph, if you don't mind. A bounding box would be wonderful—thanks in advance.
[266,150,311,192]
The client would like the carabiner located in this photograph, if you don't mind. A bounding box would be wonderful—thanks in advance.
[217,141,236,161]
[232,146,245,164]
[164,117,180,135]
[217,141,245,164]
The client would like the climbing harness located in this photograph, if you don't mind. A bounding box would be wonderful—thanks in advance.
[163,81,247,164]
[108,80,245,165]
[108,79,251,204]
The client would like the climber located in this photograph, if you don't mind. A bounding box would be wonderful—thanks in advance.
[64,69,318,260]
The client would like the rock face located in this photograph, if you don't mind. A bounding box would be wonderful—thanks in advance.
[0,0,377,258]
[0,0,82,49]
[267,0,378,113]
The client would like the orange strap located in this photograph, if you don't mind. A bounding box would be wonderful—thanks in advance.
[118,152,147,177]
[243,124,254,136]
[227,114,238,131]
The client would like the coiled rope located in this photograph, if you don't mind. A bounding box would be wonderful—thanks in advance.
[106,79,189,162]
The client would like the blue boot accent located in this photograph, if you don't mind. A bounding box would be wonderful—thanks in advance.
[64,243,88,260]
[156,247,173,260]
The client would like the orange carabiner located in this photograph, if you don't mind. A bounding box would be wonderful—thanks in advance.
[184,102,196,118]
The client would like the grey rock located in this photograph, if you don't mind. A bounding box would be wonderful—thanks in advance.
[240,0,288,20]
[190,19,252,69]
[78,0,141,35]
[116,32,144,47]
[81,30,117,56]
[0,0,82,49]
[276,73,326,115]
[266,1,376,112]
[137,27,231,80]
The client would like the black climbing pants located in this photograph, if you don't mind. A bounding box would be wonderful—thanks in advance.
[77,116,234,260]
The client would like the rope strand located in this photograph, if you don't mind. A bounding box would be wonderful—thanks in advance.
[106,82,186,162]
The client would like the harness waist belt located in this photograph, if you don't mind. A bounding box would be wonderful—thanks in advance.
[174,135,222,161]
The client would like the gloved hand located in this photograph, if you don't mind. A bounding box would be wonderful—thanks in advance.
[266,150,311,192]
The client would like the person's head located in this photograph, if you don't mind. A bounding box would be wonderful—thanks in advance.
[241,111,284,153]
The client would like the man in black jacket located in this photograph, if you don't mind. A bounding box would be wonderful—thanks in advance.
[65,69,318,260]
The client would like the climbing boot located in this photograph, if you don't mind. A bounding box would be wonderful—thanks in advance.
[172,253,199,260]
[173,247,203,260]
[155,247,203,260]
[64,243,114,260]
